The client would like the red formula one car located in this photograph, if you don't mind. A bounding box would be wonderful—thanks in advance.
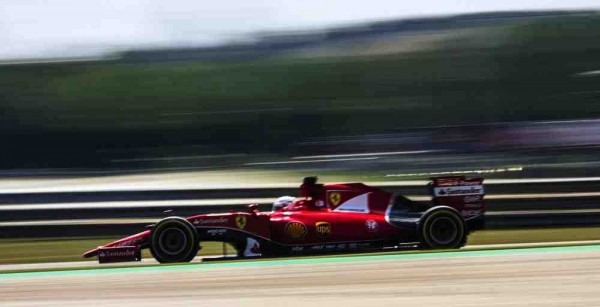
[84,176,485,263]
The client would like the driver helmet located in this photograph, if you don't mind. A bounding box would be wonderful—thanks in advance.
[272,196,296,211]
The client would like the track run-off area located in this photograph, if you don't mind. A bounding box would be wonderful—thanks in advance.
[3,243,600,306]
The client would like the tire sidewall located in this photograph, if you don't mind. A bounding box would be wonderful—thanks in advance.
[419,209,465,249]
[150,217,199,263]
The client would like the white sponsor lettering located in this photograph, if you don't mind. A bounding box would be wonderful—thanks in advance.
[193,217,228,225]
[104,250,136,257]
[207,229,227,236]
[115,237,143,247]
[98,247,139,260]
[464,195,482,203]
[457,181,482,186]
[461,209,483,216]
[434,185,484,197]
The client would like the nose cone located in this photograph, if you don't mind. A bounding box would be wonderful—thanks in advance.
[83,247,100,258]
[81,230,151,259]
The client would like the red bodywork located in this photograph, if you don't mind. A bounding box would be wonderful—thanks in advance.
[84,176,484,260]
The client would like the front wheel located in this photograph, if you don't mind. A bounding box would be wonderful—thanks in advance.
[150,217,199,263]
[419,208,466,249]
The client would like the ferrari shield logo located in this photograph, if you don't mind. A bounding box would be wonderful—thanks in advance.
[235,215,247,230]
[315,222,332,238]
[329,192,342,207]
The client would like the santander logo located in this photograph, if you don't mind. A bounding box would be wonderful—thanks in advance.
[193,217,229,225]
[104,250,136,257]
[434,185,484,197]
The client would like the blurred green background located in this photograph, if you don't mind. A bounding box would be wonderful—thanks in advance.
[1,11,600,170]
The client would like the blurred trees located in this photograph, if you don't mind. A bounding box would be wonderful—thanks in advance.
[1,13,600,168]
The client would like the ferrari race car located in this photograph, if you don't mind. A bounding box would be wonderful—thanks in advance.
[84,176,485,263]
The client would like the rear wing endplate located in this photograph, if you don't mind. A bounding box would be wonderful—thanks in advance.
[430,176,485,222]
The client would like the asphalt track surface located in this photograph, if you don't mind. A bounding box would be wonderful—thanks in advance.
[3,245,600,306]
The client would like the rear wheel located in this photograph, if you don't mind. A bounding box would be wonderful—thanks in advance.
[419,208,466,249]
[150,217,199,263]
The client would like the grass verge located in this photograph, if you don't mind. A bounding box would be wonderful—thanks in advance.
[1,227,600,265]
[0,237,235,265]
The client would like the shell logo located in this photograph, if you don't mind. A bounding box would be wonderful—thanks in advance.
[285,222,307,240]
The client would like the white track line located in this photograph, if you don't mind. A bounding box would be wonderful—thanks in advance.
[0,255,232,272]
[2,191,600,211]
[4,207,600,227]
[372,177,600,187]
[0,198,277,211]
[0,192,595,211]
[0,218,158,227]
[244,157,379,166]
[2,177,600,194]
[292,150,436,159]
[487,192,600,199]
[462,240,600,250]
[488,208,600,216]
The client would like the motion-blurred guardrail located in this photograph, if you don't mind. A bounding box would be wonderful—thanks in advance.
[1,177,599,238]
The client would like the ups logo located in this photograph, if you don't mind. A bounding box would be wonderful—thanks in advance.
[315,221,332,238]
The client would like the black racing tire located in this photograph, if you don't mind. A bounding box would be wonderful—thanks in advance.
[150,217,199,263]
[418,208,466,249]
[458,231,468,248]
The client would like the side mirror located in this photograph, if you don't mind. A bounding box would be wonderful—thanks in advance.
[303,176,318,185]
[245,204,259,215]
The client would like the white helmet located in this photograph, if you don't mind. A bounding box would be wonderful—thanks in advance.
[272,196,295,211]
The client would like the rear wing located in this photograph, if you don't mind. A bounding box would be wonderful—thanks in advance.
[430,176,485,228]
